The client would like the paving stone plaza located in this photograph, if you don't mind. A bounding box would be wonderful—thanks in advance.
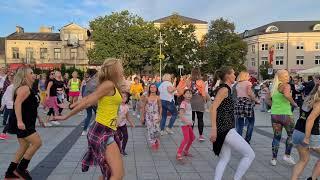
[0,108,318,180]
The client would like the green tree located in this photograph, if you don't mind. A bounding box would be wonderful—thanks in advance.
[88,10,158,75]
[202,18,247,73]
[159,14,200,74]
[259,63,273,80]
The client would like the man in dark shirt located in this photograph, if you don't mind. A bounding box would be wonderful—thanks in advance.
[303,76,315,96]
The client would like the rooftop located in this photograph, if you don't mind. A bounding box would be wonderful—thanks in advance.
[154,14,207,24]
[242,21,320,38]
[6,32,61,41]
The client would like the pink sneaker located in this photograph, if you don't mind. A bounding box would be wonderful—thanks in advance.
[199,135,205,141]
[0,133,9,140]
[176,153,183,160]
[183,151,193,157]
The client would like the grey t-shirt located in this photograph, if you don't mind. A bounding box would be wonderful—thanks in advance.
[83,76,97,97]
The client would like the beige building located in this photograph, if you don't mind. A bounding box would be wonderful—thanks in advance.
[242,21,320,77]
[153,14,208,42]
[4,23,93,70]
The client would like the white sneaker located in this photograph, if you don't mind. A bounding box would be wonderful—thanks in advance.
[81,131,88,136]
[270,159,277,166]
[51,121,61,126]
[283,155,296,165]
[44,122,53,127]
[137,114,140,119]
[160,130,167,136]
[132,112,136,116]
[166,127,174,134]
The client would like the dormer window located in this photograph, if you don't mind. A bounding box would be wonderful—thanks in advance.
[313,24,320,31]
[265,25,279,33]
[244,30,249,37]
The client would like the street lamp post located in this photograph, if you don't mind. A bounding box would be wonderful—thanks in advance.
[158,32,164,79]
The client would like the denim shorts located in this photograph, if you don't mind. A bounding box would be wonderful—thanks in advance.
[292,130,305,145]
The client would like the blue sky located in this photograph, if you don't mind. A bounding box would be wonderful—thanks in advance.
[0,0,319,36]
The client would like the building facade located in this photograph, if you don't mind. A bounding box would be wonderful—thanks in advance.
[153,14,208,42]
[3,23,93,70]
[242,21,320,77]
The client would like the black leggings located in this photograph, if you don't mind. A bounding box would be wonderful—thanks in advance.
[117,125,128,152]
[192,111,204,135]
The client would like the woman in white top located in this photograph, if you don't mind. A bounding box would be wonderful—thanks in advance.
[158,74,178,135]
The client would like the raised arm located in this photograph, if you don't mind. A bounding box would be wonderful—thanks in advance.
[304,102,320,144]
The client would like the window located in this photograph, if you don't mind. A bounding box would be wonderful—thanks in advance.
[251,45,255,53]
[70,48,77,60]
[40,48,47,59]
[78,34,84,41]
[26,48,34,63]
[265,25,279,32]
[315,56,320,65]
[262,44,268,51]
[297,42,304,49]
[12,47,19,59]
[275,56,284,65]
[313,24,320,31]
[276,43,284,50]
[261,57,268,65]
[64,34,69,40]
[54,48,61,59]
[316,42,320,50]
[296,56,304,65]
[251,58,255,67]
[244,30,249,37]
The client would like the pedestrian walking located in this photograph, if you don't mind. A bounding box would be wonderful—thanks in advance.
[260,83,270,112]
[55,58,125,180]
[130,77,144,118]
[269,69,298,166]
[140,84,162,150]
[210,66,255,180]
[0,75,14,140]
[4,67,43,180]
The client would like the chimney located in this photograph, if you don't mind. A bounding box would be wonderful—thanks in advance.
[39,26,53,33]
[16,26,24,33]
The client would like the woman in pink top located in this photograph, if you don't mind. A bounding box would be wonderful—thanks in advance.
[234,71,259,144]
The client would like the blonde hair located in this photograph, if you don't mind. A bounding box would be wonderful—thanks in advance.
[237,71,250,81]
[304,75,320,107]
[98,58,124,90]
[13,66,32,94]
[271,69,289,96]
[162,74,171,82]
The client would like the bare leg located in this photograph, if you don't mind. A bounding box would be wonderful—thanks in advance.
[312,160,320,180]
[105,142,124,180]
[14,138,29,163]
[23,133,42,160]
[291,146,310,180]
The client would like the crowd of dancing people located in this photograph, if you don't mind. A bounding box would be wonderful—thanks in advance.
[1,59,320,180]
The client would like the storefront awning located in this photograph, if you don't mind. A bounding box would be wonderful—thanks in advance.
[8,63,25,70]
[35,63,61,70]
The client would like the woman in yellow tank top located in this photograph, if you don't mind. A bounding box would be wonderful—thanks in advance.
[68,71,81,105]
[56,59,126,180]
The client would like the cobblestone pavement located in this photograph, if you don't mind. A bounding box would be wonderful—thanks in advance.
[0,108,318,180]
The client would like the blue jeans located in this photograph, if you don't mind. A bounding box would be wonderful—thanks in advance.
[160,100,178,131]
[236,116,255,143]
[83,106,97,131]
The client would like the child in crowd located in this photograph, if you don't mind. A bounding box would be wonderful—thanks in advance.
[177,89,195,160]
[117,92,135,156]
[260,83,270,112]
[140,84,162,151]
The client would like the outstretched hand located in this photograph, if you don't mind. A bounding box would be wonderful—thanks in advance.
[54,115,68,121]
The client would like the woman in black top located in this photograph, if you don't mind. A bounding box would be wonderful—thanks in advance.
[291,75,320,180]
[4,67,42,180]
[210,66,255,180]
